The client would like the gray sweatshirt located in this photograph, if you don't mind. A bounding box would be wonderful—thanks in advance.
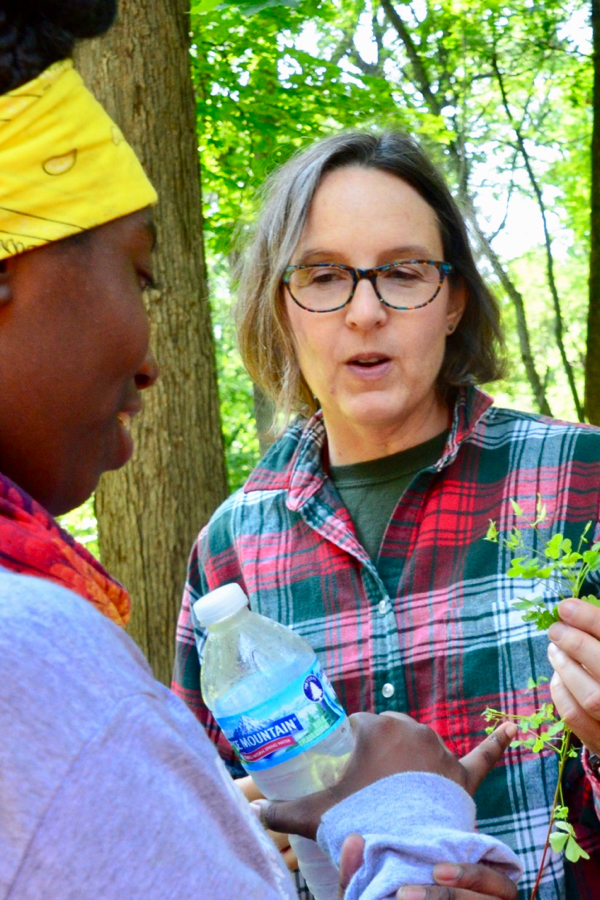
[0,570,520,899]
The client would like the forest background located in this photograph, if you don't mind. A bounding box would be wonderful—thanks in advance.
[66,0,598,682]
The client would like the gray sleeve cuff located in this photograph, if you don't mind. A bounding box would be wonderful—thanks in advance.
[317,772,522,900]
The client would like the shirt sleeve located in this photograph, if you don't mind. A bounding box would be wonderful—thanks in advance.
[317,772,523,900]
[8,692,296,900]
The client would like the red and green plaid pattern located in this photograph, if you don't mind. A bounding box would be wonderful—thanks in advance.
[173,387,600,899]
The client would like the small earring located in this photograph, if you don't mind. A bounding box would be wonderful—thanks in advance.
[447,323,456,334]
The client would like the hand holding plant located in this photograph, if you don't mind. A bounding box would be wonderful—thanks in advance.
[484,497,600,898]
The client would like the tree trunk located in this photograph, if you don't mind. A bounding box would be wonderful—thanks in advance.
[586,0,600,424]
[75,0,228,685]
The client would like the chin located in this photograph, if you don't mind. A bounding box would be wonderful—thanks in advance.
[49,477,101,519]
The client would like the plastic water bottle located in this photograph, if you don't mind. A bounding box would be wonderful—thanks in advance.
[193,583,355,900]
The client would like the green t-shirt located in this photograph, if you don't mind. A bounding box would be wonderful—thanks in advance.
[329,430,448,564]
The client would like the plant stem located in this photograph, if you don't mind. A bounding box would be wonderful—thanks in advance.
[529,729,572,900]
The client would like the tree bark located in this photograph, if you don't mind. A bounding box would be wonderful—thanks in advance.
[75,0,228,685]
[586,0,600,424]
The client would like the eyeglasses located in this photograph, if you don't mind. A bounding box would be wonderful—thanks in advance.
[282,259,453,314]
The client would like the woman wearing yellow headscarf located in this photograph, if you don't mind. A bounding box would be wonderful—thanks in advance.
[0,1,158,623]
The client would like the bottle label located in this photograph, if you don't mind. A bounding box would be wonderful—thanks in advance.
[217,657,346,772]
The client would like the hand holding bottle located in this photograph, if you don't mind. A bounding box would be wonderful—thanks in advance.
[256,713,517,840]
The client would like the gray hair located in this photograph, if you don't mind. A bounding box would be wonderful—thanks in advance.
[235,131,504,429]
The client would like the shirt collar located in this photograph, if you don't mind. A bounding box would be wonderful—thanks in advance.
[244,386,494,509]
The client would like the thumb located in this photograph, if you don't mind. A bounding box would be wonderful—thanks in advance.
[338,834,365,898]
[252,796,326,840]
[460,722,517,795]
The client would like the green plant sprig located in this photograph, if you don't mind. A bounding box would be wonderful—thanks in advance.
[483,497,597,897]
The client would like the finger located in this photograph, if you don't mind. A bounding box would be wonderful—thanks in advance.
[398,887,508,900]
[254,797,322,840]
[548,620,600,682]
[338,834,365,898]
[459,722,517,795]
[550,669,600,754]
[557,598,600,640]
[548,642,600,723]
[433,862,518,900]
[267,827,292,853]
[281,846,299,871]
[236,774,264,802]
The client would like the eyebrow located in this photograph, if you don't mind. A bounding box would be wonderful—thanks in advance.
[294,245,438,264]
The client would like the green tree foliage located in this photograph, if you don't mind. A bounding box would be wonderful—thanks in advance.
[62,1,594,567]
[193,0,593,470]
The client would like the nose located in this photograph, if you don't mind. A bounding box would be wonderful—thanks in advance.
[345,276,387,330]
[135,347,159,391]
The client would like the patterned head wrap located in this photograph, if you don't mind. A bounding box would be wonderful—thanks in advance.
[0,59,157,260]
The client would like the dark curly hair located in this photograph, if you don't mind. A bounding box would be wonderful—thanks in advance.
[0,0,117,92]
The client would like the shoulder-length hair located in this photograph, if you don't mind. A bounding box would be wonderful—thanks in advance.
[235,131,504,427]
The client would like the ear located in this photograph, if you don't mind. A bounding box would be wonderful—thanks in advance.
[0,259,12,306]
[446,279,467,335]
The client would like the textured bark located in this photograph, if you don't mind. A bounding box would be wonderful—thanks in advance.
[587,0,600,424]
[75,0,228,684]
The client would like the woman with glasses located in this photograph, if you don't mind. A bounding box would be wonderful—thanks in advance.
[174,132,600,899]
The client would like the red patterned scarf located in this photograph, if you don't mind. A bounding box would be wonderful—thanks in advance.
[0,472,130,626]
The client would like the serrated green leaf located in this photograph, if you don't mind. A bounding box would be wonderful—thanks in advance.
[513,599,535,610]
[582,594,600,607]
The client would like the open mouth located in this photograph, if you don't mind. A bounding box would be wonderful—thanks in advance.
[347,354,391,367]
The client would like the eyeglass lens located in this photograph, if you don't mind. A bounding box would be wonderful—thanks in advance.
[287,261,444,312]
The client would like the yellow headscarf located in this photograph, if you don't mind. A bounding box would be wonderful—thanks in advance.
[0,59,157,260]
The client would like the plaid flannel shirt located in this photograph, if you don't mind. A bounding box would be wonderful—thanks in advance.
[173,387,600,900]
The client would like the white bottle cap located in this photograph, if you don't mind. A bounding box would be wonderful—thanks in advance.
[193,583,248,626]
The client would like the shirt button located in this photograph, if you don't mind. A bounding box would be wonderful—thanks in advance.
[382,683,395,699]
[378,600,388,615]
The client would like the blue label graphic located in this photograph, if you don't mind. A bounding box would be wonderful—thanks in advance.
[217,657,345,771]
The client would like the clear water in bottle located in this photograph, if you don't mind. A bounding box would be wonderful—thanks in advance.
[193,584,355,900]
